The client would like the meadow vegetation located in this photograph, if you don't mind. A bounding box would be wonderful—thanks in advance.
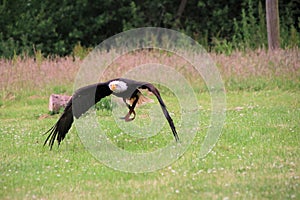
[0,48,299,199]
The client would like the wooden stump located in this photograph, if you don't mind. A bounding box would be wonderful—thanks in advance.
[49,94,71,113]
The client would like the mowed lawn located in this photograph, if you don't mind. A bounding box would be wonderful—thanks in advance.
[1,88,299,199]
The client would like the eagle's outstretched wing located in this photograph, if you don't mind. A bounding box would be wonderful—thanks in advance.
[139,83,179,142]
[43,82,112,150]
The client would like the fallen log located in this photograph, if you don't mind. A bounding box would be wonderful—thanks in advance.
[48,94,71,113]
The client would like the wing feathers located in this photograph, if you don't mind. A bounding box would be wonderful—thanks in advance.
[140,83,179,142]
[72,83,112,118]
[43,101,74,150]
[44,82,112,149]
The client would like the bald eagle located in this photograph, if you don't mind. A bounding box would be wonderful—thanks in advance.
[44,78,179,149]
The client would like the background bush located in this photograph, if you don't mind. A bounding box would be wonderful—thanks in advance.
[0,0,299,58]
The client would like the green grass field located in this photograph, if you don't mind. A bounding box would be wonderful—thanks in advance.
[1,89,299,199]
[1,49,299,199]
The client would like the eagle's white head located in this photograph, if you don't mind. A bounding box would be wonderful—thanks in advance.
[108,80,128,93]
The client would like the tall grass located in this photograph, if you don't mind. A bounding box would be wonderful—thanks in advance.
[0,47,299,102]
[212,47,300,90]
[0,56,79,100]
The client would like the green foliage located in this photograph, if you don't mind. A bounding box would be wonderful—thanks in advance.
[95,97,114,111]
[211,38,234,55]
[214,0,268,53]
[52,86,67,94]
[281,23,300,48]
[0,0,299,57]
[34,47,43,68]
[72,42,91,60]
[205,0,299,53]
[122,1,143,31]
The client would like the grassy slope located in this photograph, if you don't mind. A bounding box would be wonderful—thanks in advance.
[1,89,299,200]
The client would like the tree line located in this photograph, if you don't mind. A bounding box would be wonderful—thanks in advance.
[0,0,299,58]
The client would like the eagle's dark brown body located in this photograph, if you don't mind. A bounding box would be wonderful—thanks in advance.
[44,78,179,149]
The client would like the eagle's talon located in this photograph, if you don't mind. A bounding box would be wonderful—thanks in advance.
[122,110,136,122]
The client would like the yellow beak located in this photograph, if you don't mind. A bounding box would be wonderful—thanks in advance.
[111,84,116,91]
